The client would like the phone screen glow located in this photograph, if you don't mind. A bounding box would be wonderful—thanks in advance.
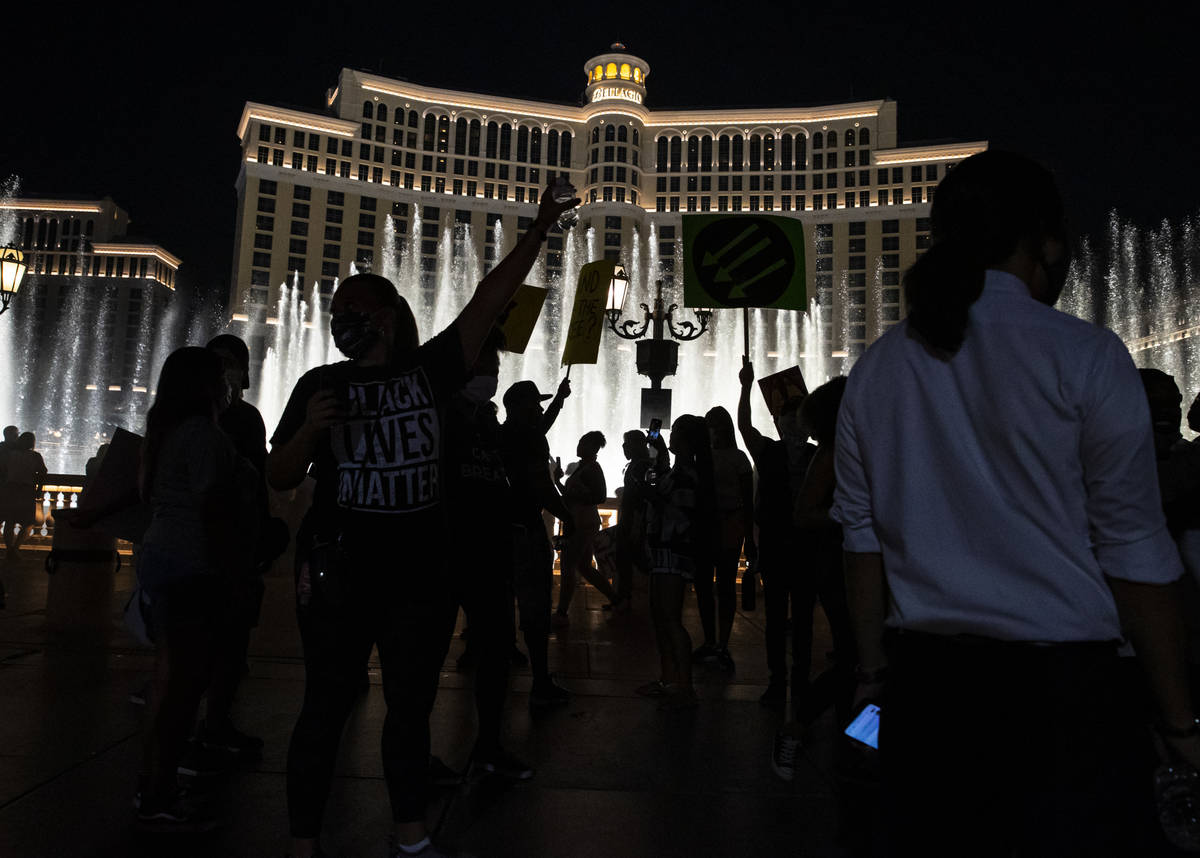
[844,703,881,749]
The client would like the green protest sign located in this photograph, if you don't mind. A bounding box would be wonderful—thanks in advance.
[682,215,807,310]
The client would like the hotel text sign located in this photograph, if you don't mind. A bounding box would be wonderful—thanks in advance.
[591,86,643,105]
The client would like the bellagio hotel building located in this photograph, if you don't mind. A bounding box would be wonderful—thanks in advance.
[231,44,986,356]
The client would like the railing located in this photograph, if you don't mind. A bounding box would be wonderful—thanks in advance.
[2,474,86,543]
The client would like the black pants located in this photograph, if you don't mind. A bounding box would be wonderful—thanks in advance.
[790,531,856,723]
[695,544,740,646]
[513,523,553,683]
[761,534,803,687]
[879,631,1156,857]
[454,547,514,755]
[286,560,456,838]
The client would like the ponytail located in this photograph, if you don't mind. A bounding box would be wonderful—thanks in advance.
[902,151,1065,357]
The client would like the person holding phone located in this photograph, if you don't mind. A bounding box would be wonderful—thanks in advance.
[268,183,578,858]
[832,152,1200,855]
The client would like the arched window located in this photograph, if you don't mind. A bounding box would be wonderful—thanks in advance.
[499,124,512,160]
[560,131,572,166]
[374,105,385,124]
[859,127,870,146]
[813,131,823,150]
[617,125,627,142]
[687,136,699,172]
[657,137,669,172]
[620,63,632,80]
[845,129,856,147]
[394,108,404,125]
[797,134,807,169]
[408,110,419,128]
[363,101,374,119]
[701,136,713,171]
[591,126,600,144]
[530,127,542,163]
[423,114,436,150]
[633,68,642,83]
[633,129,639,146]
[605,124,616,141]
[516,126,529,162]
[437,115,450,153]
[605,62,618,78]
[764,134,774,170]
[455,117,467,155]
[469,119,481,156]
[827,130,838,148]
[781,134,793,169]
[547,129,560,166]
[749,134,761,171]
[594,64,603,81]
[718,135,730,170]
[731,135,744,171]
[485,121,499,158]
[669,136,682,173]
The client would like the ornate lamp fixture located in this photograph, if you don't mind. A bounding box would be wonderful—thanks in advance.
[605,274,712,342]
[0,246,27,315]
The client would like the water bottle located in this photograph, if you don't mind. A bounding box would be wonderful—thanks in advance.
[1154,762,1200,851]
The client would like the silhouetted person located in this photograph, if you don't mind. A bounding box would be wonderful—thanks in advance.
[612,429,653,610]
[693,406,753,671]
[640,415,715,709]
[199,333,273,758]
[269,183,578,858]
[136,347,255,831]
[442,328,533,780]
[556,430,621,620]
[1,431,46,557]
[832,150,1198,855]
[501,379,574,708]
[736,359,815,715]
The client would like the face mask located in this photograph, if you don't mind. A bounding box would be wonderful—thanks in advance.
[463,375,498,404]
[1040,244,1072,307]
[331,311,377,360]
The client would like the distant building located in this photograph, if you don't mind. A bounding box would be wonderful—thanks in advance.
[229,44,986,356]
[1,195,180,420]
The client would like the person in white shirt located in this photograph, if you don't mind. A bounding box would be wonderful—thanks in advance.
[832,150,1200,856]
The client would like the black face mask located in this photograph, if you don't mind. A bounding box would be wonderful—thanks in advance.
[330,311,377,360]
[1040,242,1072,307]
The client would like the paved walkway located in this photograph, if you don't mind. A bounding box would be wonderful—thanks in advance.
[0,546,849,857]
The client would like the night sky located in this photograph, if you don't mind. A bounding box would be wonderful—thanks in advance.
[5,4,1196,302]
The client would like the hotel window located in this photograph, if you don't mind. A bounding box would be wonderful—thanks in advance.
[255,234,273,250]
[374,146,384,163]
[374,126,385,143]
[926,164,939,181]
[393,128,403,146]
[256,215,275,231]
[912,187,923,204]
[423,115,436,150]
[882,271,901,286]
[361,123,371,140]
[274,127,287,145]
[404,172,415,188]
[731,195,742,211]
[882,236,900,251]
[360,143,371,159]
[749,135,761,171]
[408,110,419,128]
[700,136,713,171]
[858,191,869,207]
[288,256,306,272]
[781,196,791,211]
[731,135,744,170]
[749,176,760,191]
[307,155,318,172]
[656,197,666,211]
[687,137,699,171]
[515,188,525,202]
[530,128,542,163]
[668,196,679,211]
[392,151,403,167]
[749,196,759,211]
[813,132,823,150]
[294,130,306,147]
[603,166,614,182]
[259,124,271,142]
[499,125,512,160]
[258,197,276,213]
[604,232,621,246]
[358,230,373,247]
[292,202,310,218]
[291,153,303,169]
[687,196,697,211]
[547,129,559,166]
[603,187,614,202]
[814,153,824,171]
[911,166,923,183]
[889,188,901,205]
[604,146,614,163]
[827,173,838,188]
[497,184,507,200]
[670,137,682,172]
[257,146,269,163]
[845,151,855,168]
[516,126,529,162]
[288,238,306,254]
[891,167,904,183]
[813,174,823,190]
[357,165,368,181]
[252,252,271,268]
[859,128,870,146]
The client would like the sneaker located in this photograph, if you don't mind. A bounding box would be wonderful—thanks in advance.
[177,743,228,779]
[635,679,670,697]
[136,791,219,832]
[428,755,464,787]
[759,682,787,710]
[509,646,528,667]
[716,647,735,672]
[771,729,801,783]
[474,746,535,780]
[691,643,719,663]
[199,721,264,755]
[530,677,571,708]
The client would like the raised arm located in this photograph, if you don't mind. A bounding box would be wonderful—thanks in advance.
[737,358,766,460]
[542,378,571,433]
[454,184,578,368]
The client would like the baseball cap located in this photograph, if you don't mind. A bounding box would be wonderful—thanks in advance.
[503,380,554,410]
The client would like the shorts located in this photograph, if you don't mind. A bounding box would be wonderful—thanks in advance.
[649,547,695,582]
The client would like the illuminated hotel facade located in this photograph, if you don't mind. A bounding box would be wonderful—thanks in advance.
[230,44,986,356]
[3,196,180,396]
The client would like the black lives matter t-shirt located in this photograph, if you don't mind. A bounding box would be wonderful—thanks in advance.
[271,328,466,546]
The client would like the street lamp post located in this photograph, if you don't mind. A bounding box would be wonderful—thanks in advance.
[606,273,713,425]
[0,246,27,316]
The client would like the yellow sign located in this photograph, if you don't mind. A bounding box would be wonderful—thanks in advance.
[496,284,547,354]
[561,260,616,367]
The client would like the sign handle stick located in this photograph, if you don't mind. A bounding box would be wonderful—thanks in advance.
[742,307,751,359]
[565,364,572,381]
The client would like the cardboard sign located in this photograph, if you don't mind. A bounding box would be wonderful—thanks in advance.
[561,259,615,366]
[757,365,809,418]
[683,215,807,310]
[496,284,547,354]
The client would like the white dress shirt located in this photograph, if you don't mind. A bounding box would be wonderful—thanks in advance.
[831,269,1182,642]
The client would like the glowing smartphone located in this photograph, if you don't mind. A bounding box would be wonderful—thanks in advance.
[647,418,662,441]
[843,702,881,750]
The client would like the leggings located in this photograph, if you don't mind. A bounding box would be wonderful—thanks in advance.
[286,560,456,838]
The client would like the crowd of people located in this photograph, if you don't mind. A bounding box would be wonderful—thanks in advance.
[13,156,1200,855]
